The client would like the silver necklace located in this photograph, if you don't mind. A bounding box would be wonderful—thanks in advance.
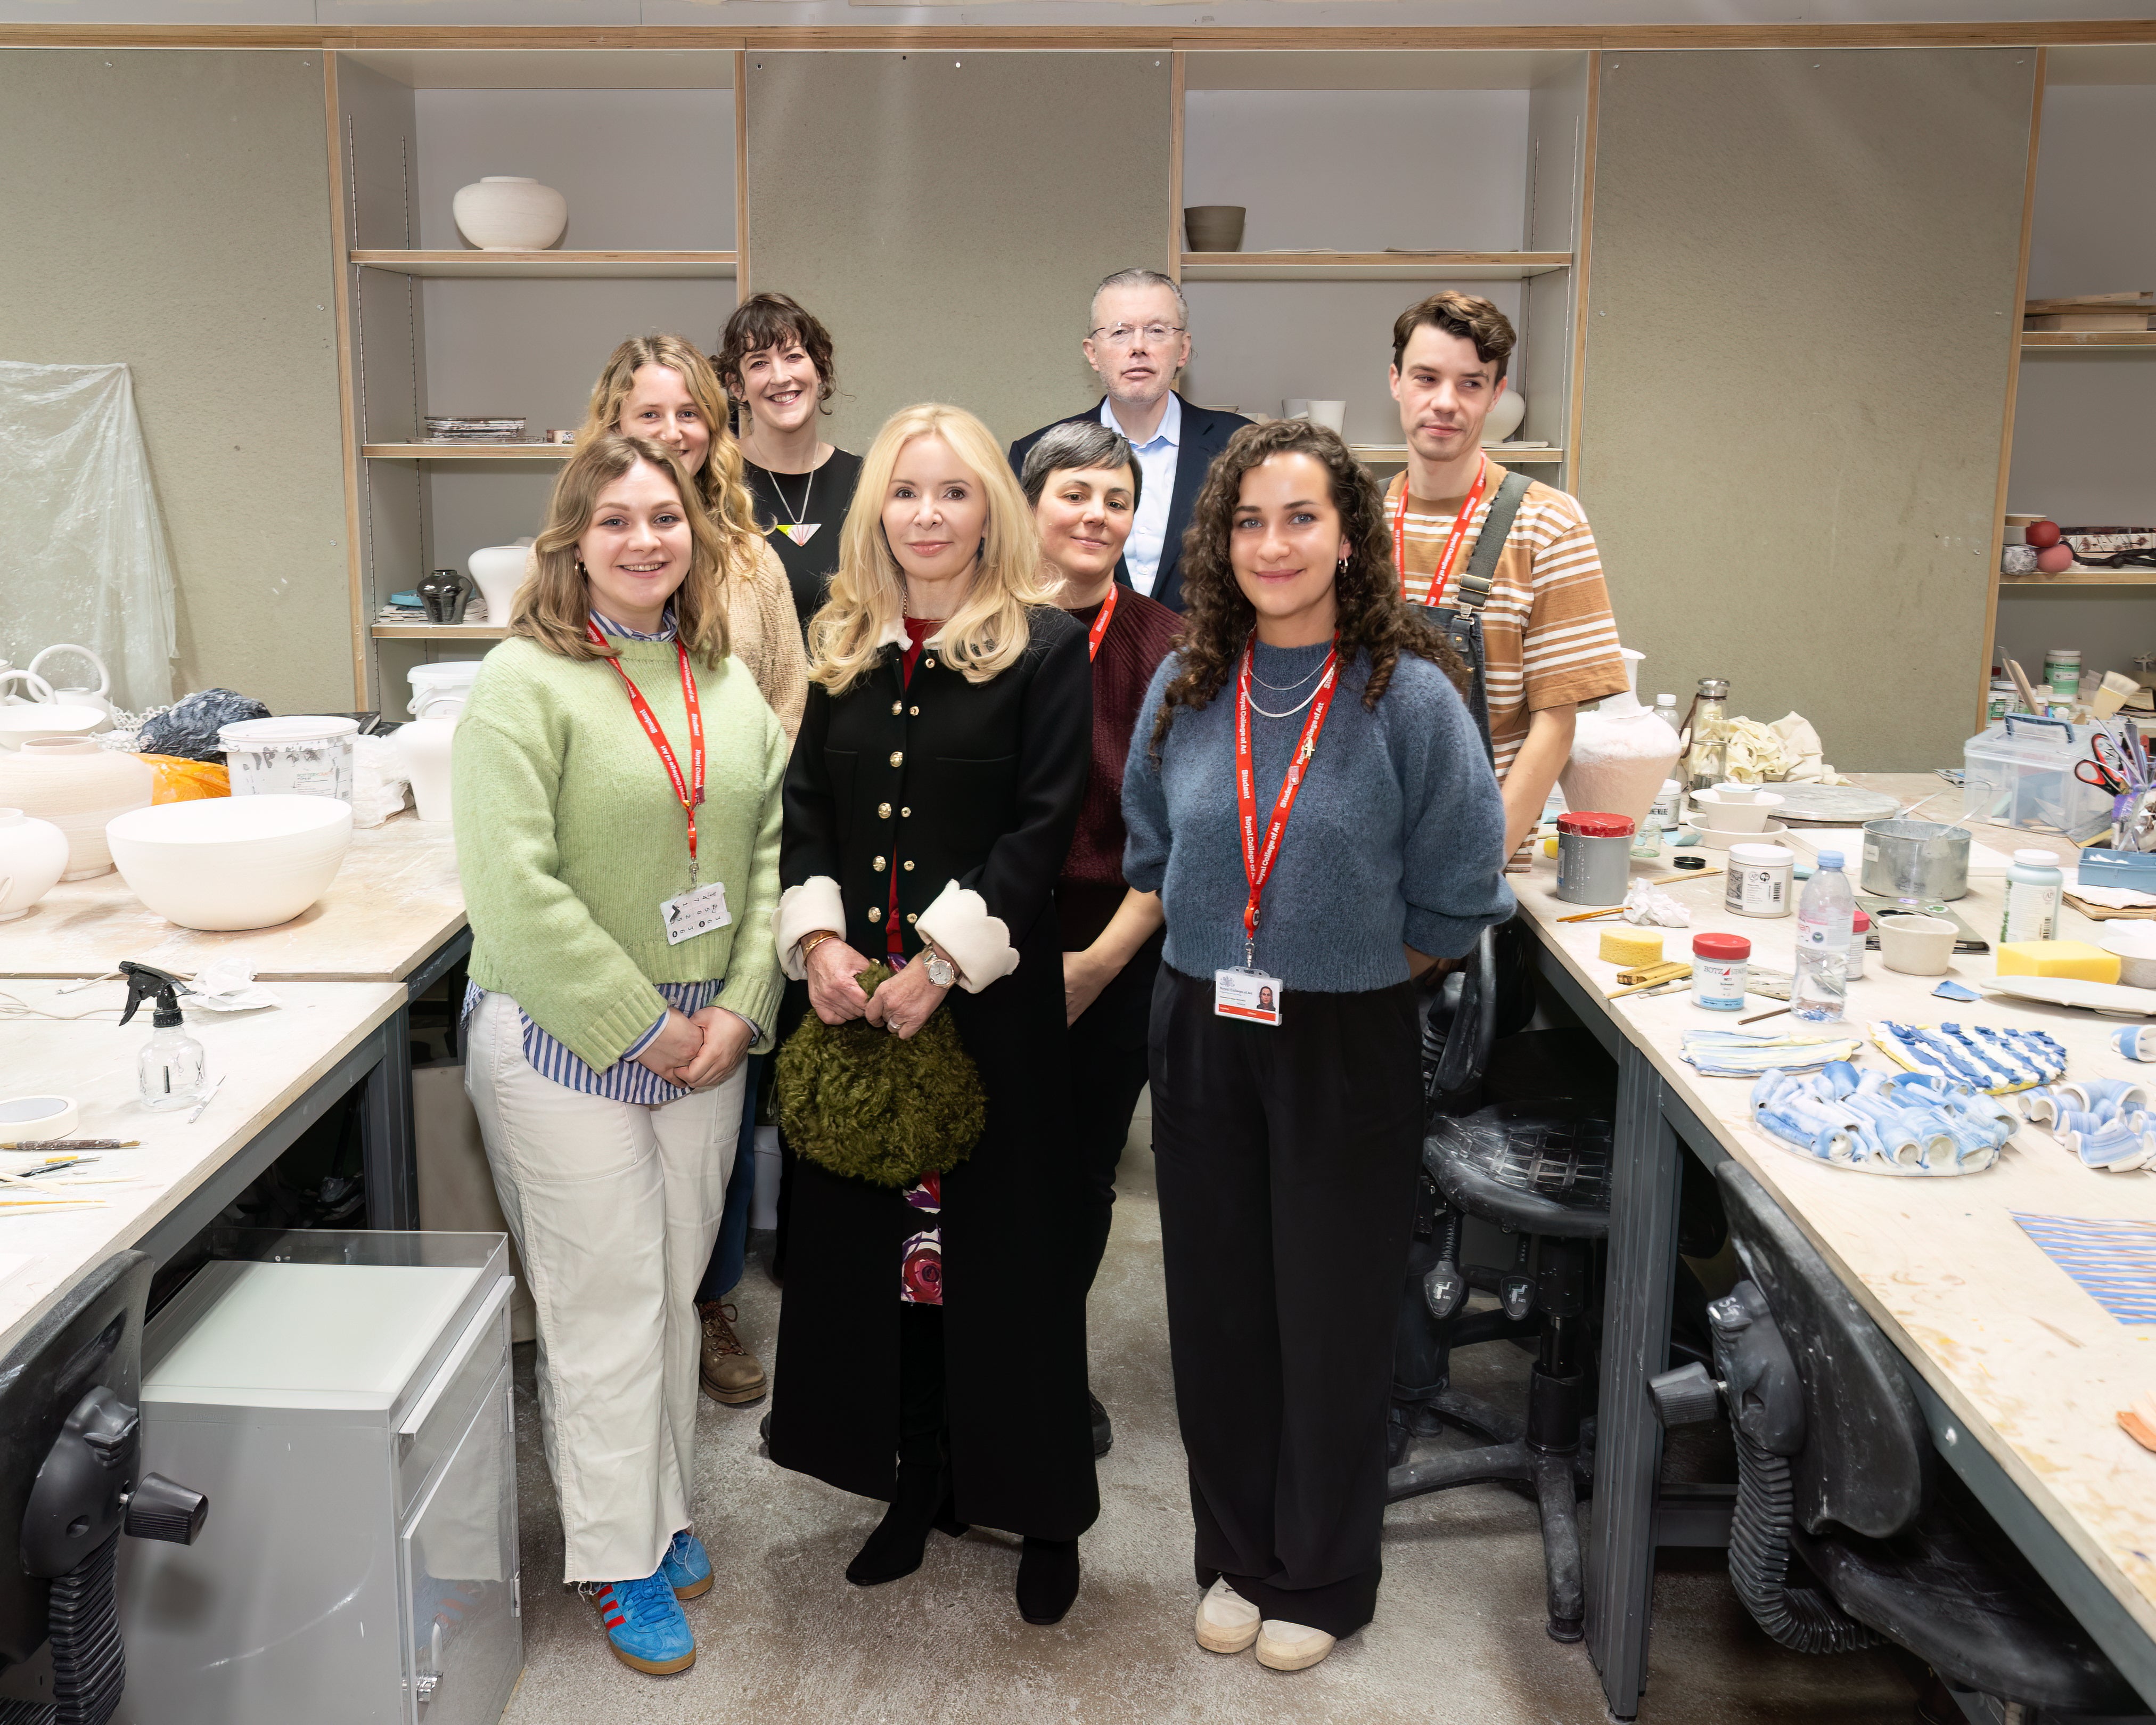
[1250,656,1326,694]
[1247,685,1323,720]
[767,465,814,527]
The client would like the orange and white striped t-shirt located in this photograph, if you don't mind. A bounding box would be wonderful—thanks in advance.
[1383,463,1630,781]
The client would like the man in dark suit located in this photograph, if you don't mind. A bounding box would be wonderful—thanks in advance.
[1009,268,1250,614]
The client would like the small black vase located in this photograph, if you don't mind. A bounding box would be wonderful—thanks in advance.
[418,568,473,625]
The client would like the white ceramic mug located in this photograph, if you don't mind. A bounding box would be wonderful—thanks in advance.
[1878,912,1957,977]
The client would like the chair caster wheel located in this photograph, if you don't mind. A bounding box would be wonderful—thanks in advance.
[1547,1616,1584,1644]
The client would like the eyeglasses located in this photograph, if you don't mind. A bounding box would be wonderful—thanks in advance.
[1087,323,1186,349]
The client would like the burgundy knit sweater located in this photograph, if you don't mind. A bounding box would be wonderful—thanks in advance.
[1058,587,1184,951]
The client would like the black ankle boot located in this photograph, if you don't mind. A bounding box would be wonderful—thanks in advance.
[1015,1537,1081,1624]
[846,1462,967,1586]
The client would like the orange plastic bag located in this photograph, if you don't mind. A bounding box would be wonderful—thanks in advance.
[142,754,229,803]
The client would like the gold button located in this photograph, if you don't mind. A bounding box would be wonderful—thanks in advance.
[878,802,892,819]
[905,912,918,925]
[903,860,915,871]
[890,701,902,715]
[900,806,912,818]
[923,657,936,669]
[909,705,920,716]
[867,906,882,923]
[889,750,904,767]
[873,855,887,871]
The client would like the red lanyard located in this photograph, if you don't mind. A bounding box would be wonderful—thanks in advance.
[586,623,706,877]
[1233,633,1340,967]
[1391,455,1488,609]
[1086,583,1119,661]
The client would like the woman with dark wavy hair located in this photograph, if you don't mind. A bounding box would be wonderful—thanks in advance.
[1122,418,1514,1671]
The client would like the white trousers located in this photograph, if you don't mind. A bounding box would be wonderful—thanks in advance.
[463,992,743,1583]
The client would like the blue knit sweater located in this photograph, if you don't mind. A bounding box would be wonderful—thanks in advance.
[1122,640,1515,993]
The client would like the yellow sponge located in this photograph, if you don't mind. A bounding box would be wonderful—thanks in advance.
[1600,928,1663,967]
[1995,939,2120,984]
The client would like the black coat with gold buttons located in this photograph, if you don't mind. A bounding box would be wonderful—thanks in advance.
[771,605,1100,1540]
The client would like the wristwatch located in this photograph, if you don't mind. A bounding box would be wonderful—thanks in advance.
[923,950,956,988]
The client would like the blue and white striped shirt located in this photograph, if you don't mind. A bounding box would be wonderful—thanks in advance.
[461,605,754,1106]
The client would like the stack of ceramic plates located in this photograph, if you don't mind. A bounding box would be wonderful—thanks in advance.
[1686,786,1789,849]
[423,416,527,444]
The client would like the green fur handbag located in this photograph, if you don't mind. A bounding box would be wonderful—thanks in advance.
[774,963,987,1188]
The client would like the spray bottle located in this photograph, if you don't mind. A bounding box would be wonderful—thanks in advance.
[119,961,206,1111]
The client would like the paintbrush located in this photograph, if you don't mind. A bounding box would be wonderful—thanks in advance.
[0,1139,138,1151]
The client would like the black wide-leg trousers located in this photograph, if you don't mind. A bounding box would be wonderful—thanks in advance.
[1149,963,1423,1640]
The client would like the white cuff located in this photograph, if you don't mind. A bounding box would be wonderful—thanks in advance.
[873,612,909,650]
[915,879,1018,994]
[774,876,846,980]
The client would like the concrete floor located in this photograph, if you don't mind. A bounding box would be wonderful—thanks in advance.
[497,1119,1921,1725]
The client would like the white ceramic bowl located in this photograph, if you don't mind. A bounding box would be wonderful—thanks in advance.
[106,794,353,931]
[452,177,568,250]
[1879,912,1957,977]
[1689,789,1786,834]
[0,808,70,920]
[0,705,106,751]
[1691,819,1791,851]
[2100,925,2156,991]
[0,737,155,878]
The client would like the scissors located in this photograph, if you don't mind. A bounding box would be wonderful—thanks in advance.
[2093,729,2143,789]
[2077,758,2129,796]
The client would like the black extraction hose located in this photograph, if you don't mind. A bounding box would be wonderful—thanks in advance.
[48,1532,125,1725]
[1726,1426,1878,1655]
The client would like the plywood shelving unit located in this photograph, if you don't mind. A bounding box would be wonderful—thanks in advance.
[1173,50,1593,478]
[351,250,736,279]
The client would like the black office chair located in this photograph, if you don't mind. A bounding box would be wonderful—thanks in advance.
[1388,927,1617,1644]
[1652,1163,2143,1720]
[0,1252,207,1725]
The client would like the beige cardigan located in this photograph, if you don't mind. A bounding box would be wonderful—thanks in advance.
[516,537,807,742]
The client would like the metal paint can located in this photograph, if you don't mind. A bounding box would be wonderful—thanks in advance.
[1556,812,1635,905]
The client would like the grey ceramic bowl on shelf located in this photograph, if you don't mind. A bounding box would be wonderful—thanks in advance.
[1184,206,1247,251]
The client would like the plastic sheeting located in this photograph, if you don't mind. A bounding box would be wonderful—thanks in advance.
[0,362,178,713]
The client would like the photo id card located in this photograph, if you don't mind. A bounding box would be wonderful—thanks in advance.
[1214,966,1283,1027]
[661,881,731,946]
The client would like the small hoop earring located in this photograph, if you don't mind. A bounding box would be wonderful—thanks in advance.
[1336,558,1350,578]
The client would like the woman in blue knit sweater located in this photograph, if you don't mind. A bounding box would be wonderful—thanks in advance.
[1123,418,1515,1672]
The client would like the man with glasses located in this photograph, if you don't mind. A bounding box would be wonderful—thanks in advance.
[1009,268,1249,612]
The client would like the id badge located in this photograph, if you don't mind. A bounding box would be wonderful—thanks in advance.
[1214,966,1283,1027]
[660,880,731,946]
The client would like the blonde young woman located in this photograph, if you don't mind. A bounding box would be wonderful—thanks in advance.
[766,404,1097,1626]
[453,434,788,1678]
[576,333,807,740]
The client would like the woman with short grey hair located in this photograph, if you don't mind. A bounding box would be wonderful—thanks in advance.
[1022,414,1183,1459]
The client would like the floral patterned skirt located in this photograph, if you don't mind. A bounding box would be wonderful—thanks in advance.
[900,1170,942,1305]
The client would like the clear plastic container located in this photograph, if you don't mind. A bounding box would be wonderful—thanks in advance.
[1962,715,2114,841]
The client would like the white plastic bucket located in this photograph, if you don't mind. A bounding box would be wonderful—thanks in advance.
[408,660,484,721]
[219,716,358,800]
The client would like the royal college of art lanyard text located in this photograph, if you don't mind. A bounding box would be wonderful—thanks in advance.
[1086,581,1119,661]
[1221,633,1339,1026]
[586,623,731,944]
[1392,453,1489,609]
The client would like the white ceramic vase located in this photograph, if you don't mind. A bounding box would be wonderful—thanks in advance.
[467,546,531,627]
[0,738,155,878]
[453,178,569,251]
[395,716,458,822]
[1483,389,1528,444]
[0,808,70,921]
[106,794,353,933]
[26,644,113,723]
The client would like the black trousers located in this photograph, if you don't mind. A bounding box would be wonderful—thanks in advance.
[1150,964,1423,1640]
[1064,944,1161,1286]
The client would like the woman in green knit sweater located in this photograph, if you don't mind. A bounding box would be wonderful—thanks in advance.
[452,434,788,1678]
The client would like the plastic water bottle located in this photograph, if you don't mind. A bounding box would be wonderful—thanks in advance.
[1792,849,1855,1021]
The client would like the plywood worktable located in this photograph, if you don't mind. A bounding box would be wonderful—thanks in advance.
[0,978,407,1359]
[0,812,466,984]
[1528,771,2156,1716]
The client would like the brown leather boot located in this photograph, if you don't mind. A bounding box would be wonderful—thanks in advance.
[699,1302,767,1405]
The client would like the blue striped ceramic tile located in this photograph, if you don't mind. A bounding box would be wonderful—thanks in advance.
[2013,1213,2156,1325]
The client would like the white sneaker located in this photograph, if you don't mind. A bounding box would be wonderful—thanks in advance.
[1194,1579,1260,1654]
[1255,1618,1337,1672]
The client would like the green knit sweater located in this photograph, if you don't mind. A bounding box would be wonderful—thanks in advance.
[452,635,787,1072]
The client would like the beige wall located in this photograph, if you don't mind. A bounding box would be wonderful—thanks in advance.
[744,52,1172,453]
[0,50,351,714]
[1578,47,2037,770]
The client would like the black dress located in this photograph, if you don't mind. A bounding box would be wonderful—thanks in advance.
[741,451,864,634]
[770,605,1099,1540]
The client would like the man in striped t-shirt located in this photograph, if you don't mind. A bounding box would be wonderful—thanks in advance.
[1384,291,1630,854]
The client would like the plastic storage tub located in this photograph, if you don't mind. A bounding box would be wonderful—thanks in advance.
[218,714,358,800]
[1962,714,2114,843]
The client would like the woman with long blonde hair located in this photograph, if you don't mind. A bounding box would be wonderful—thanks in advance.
[576,334,807,740]
[767,403,1098,1625]
[453,434,789,1677]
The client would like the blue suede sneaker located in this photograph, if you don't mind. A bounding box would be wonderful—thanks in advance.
[588,1571,695,1674]
[660,1530,712,1600]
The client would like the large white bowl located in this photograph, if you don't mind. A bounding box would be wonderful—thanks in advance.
[106,794,353,931]
[0,705,106,750]
[1688,788,1786,834]
[2101,924,2156,991]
